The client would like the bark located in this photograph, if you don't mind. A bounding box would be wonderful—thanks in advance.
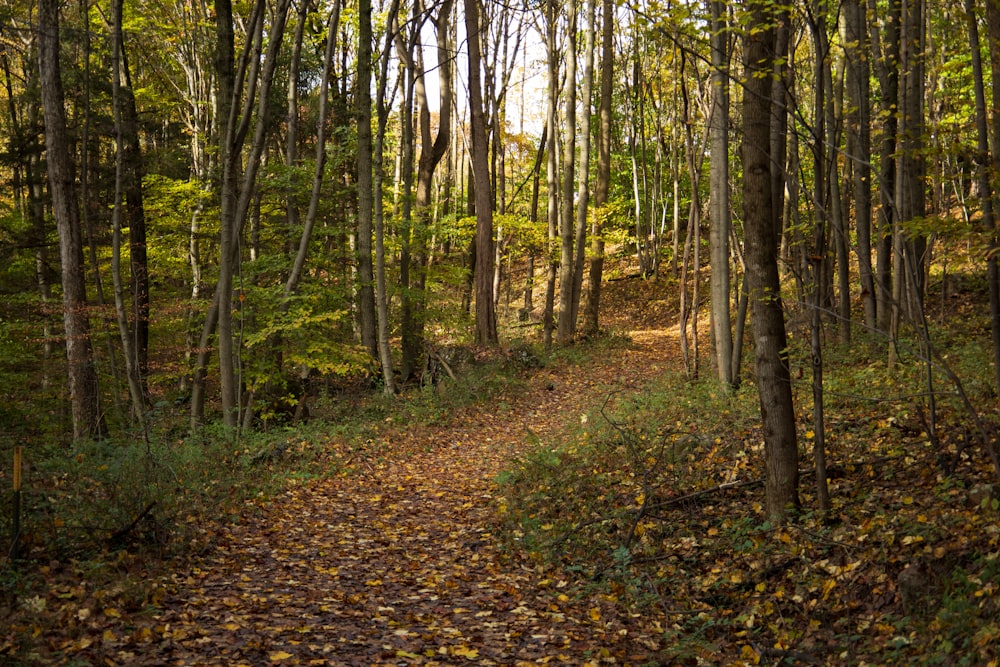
[373,0,404,394]
[770,6,791,246]
[404,0,454,378]
[285,0,340,299]
[397,16,418,379]
[465,0,497,344]
[869,0,900,334]
[38,0,106,441]
[111,17,150,398]
[110,0,148,429]
[844,0,876,333]
[192,0,291,429]
[556,0,578,343]
[741,0,799,521]
[569,0,596,331]
[896,0,926,316]
[708,0,732,386]
[356,0,378,358]
[985,0,1000,407]
[583,0,613,335]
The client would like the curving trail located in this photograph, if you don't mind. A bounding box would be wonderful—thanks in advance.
[124,323,679,665]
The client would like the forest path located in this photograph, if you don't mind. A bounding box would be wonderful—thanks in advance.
[142,318,680,664]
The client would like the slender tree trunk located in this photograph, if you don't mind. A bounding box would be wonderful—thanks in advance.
[770,5,791,247]
[373,0,403,394]
[398,19,419,379]
[285,0,340,299]
[110,19,151,399]
[542,0,559,349]
[584,0,613,335]
[556,0,579,343]
[110,0,148,430]
[466,0,497,344]
[897,0,927,317]
[38,0,106,441]
[870,0,900,334]
[844,0,876,333]
[742,0,799,521]
[356,0,378,359]
[569,0,596,332]
[708,0,732,386]
[984,0,1000,407]
[192,0,291,429]
[406,0,455,375]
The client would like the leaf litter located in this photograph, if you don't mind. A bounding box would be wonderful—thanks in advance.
[4,275,1000,666]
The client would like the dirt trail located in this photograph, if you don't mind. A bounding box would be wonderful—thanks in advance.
[129,326,679,665]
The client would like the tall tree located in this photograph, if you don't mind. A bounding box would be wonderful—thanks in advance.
[110,0,149,427]
[401,0,454,378]
[466,0,497,344]
[38,0,106,441]
[708,0,733,386]
[984,0,1000,406]
[869,0,900,335]
[356,0,378,359]
[190,0,292,429]
[583,0,613,335]
[569,0,596,334]
[741,0,799,521]
[843,0,876,334]
[556,0,579,343]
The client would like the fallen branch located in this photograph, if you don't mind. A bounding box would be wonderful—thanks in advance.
[645,477,765,512]
[109,501,157,546]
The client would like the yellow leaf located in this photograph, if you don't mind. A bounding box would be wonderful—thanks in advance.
[269,650,294,661]
[453,645,479,659]
[822,578,836,600]
[741,644,760,662]
[589,607,601,621]
[103,607,121,618]
[224,622,241,631]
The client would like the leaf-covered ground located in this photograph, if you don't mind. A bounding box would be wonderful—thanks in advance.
[5,272,1000,666]
[2,300,681,665]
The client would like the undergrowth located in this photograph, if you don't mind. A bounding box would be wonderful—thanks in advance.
[0,339,540,613]
[497,329,1000,665]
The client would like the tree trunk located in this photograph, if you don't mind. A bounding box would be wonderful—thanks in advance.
[984,0,1000,407]
[373,0,404,394]
[583,0,613,335]
[742,0,799,521]
[110,0,149,429]
[38,0,106,441]
[844,0,876,334]
[465,0,497,344]
[770,5,791,247]
[869,0,900,335]
[708,0,733,386]
[356,0,378,359]
[556,0,578,343]
[569,0,596,332]
[896,0,926,318]
[285,0,340,299]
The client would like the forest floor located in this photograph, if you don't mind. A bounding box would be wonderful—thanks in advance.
[5,271,1000,666]
[2,282,683,665]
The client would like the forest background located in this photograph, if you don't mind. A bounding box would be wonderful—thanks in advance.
[3,0,1000,661]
